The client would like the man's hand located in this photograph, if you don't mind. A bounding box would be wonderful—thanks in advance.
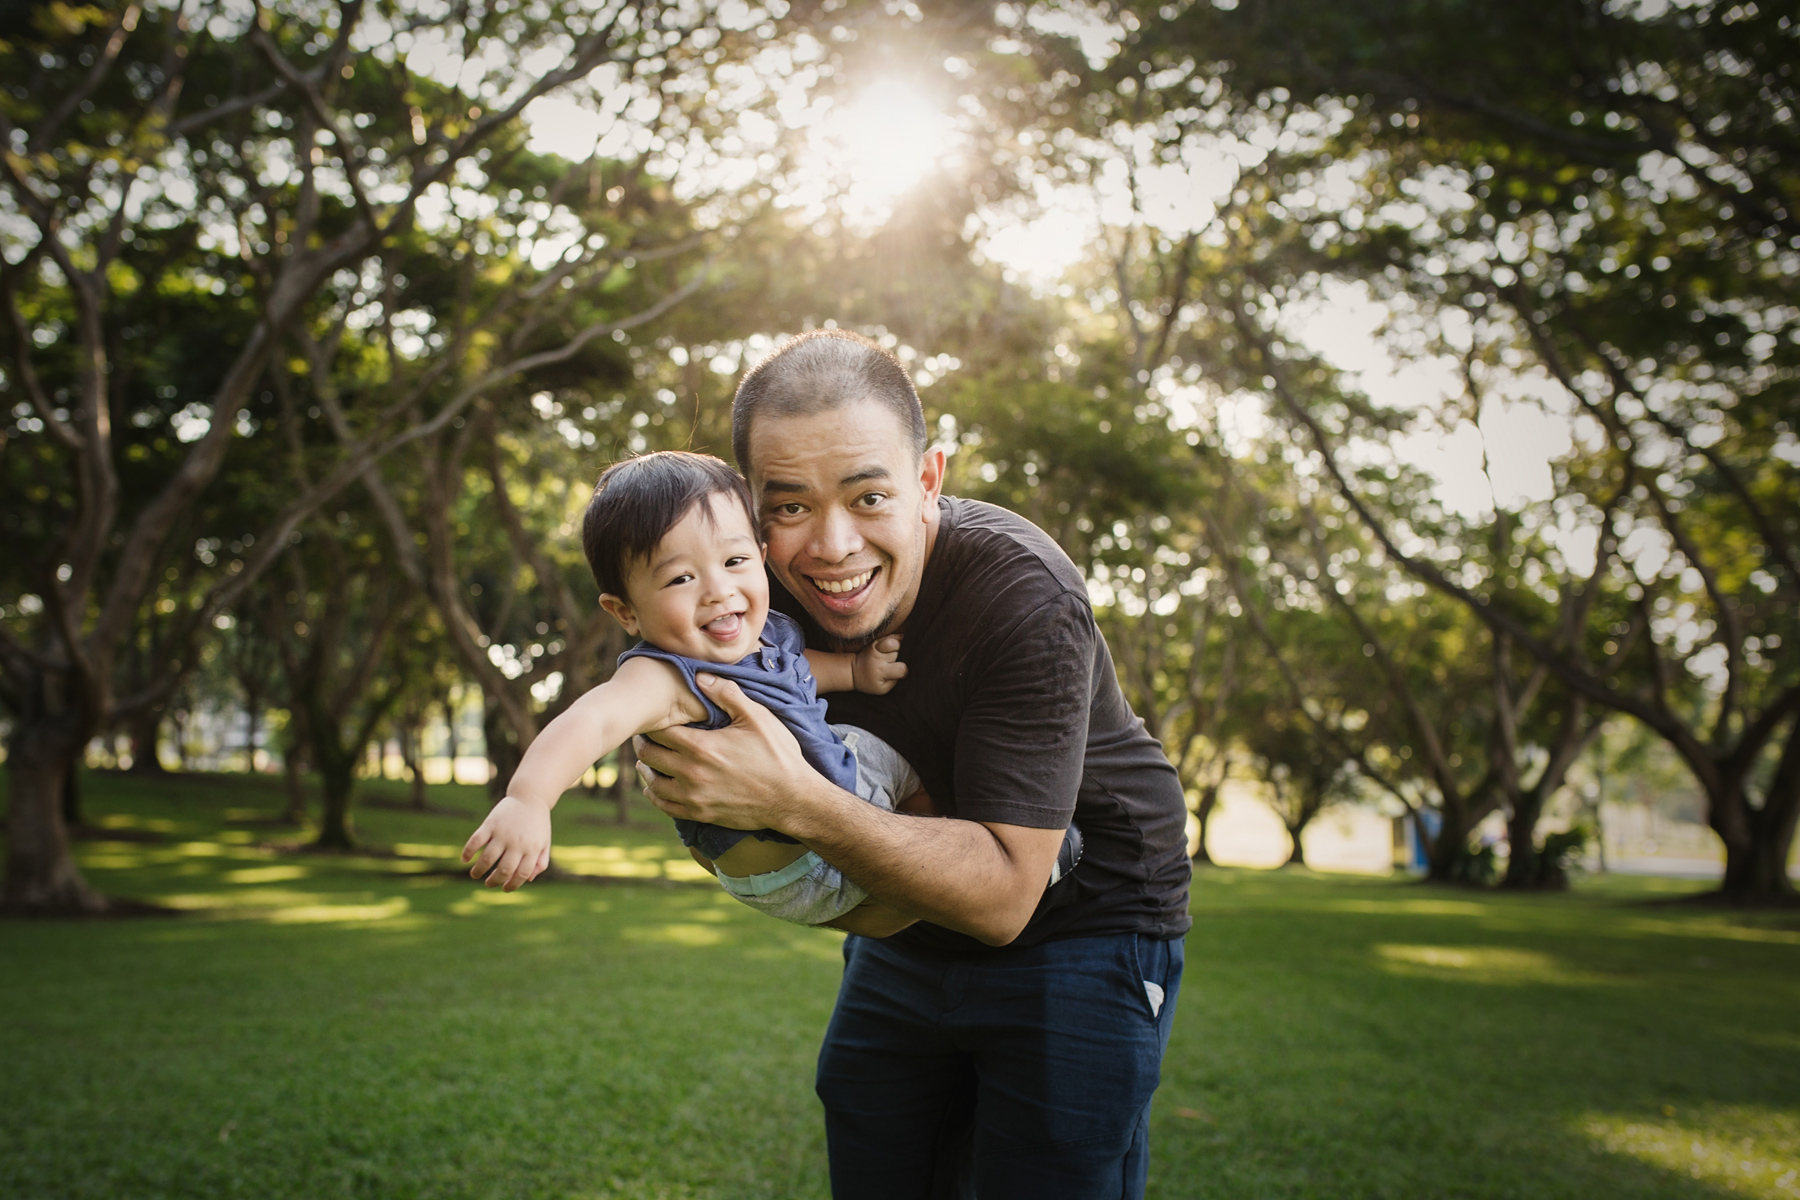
[462,796,552,891]
[634,673,819,830]
[851,635,907,695]
[637,673,1063,946]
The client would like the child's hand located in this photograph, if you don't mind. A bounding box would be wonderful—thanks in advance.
[851,635,907,695]
[462,796,553,891]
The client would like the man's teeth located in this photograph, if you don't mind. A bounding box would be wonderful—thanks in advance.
[814,570,873,595]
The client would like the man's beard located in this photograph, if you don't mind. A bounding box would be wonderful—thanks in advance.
[819,592,906,654]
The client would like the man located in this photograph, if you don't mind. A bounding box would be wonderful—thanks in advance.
[635,329,1192,1198]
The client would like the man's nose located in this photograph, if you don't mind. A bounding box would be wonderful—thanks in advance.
[808,507,863,563]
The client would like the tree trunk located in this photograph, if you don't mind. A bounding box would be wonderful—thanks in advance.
[1590,754,1608,875]
[61,757,87,829]
[1284,827,1307,866]
[1501,789,1544,889]
[402,714,428,809]
[172,709,192,771]
[1719,733,1800,897]
[4,724,107,914]
[126,706,167,775]
[283,738,309,824]
[1192,783,1219,865]
[314,750,358,850]
[484,701,521,801]
[611,740,636,825]
[1723,834,1795,896]
[442,694,460,786]
[243,693,262,773]
[1424,807,1473,883]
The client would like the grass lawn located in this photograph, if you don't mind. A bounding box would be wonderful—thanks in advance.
[4,771,1799,1199]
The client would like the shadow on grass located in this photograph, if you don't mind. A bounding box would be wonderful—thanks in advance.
[4,774,1797,1199]
[1151,868,1800,1199]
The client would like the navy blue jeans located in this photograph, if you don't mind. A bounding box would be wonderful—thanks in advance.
[816,931,1185,1199]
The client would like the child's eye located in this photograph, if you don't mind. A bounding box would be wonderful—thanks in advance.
[725,555,750,568]
[663,573,694,588]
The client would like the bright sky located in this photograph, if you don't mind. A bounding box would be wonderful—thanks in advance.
[511,54,1578,525]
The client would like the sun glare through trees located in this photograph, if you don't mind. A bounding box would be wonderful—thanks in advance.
[0,3,1796,1191]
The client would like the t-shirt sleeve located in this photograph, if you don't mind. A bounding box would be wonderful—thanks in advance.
[951,592,1093,829]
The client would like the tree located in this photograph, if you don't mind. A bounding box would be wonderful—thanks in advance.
[0,0,756,911]
[258,507,415,849]
[1003,0,1794,895]
[1138,0,1800,895]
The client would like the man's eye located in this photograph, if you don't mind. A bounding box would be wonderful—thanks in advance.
[854,492,887,508]
[774,503,805,516]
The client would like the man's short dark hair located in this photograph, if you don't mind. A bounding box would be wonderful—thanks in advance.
[731,329,928,473]
[581,451,756,598]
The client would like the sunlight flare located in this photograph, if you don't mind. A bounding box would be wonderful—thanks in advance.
[790,79,959,229]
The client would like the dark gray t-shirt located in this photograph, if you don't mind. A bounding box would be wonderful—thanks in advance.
[772,496,1193,953]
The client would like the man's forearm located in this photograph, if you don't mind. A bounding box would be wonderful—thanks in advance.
[779,776,1054,946]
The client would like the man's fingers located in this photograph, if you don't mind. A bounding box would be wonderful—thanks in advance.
[634,725,702,768]
[695,673,760,724]
[647,789,698,820]
[633,740,682,788]
[634,756,699,818]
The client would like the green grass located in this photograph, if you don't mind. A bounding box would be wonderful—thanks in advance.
[4,771,1799,1199]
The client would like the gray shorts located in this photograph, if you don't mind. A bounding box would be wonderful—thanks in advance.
[713,725,920,926]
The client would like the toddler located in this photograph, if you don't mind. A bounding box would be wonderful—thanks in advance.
[461,451,927,926]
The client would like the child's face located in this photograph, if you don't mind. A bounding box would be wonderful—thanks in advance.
[599,495,770,664]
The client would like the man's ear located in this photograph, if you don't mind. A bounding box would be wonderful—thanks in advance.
[598,593,640,636]
[918,446,947,511]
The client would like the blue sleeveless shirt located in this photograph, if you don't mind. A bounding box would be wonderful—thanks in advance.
[619,610,860,860]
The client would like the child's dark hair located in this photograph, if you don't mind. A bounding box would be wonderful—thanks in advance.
[581,451,757,597]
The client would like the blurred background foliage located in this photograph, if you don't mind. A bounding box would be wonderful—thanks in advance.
[1,0,1795,912]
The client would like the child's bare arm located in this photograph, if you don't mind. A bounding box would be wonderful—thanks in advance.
[462,657,701,890]
[806,635,906,695]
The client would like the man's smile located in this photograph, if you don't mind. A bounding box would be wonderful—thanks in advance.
[807,567,879,610]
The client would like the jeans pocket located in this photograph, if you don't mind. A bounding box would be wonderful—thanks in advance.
[1125,933,1161,1022]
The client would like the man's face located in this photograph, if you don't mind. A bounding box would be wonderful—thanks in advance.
[747,399,944,650]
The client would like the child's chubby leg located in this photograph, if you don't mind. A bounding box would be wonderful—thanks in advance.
[711,836,811,879]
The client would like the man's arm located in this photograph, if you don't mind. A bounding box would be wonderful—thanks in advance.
[635,674,1064,946]
[691,821,921,938]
